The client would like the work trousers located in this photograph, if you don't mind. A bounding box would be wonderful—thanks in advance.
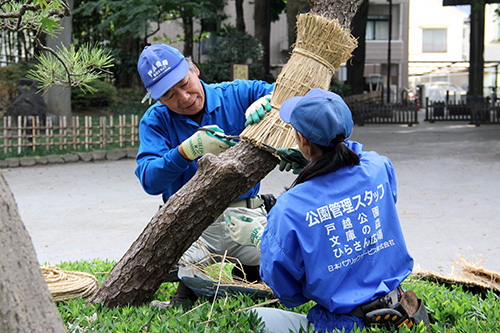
[180,205,267,268]
[250,308,313,333]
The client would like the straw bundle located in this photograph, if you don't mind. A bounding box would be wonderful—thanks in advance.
[241,12,357,149]
[412,256,500,295]
[42,265,99,301]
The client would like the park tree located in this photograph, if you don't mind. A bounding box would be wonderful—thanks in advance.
[254,0,286,80]
[0,1,111,331]
[235,0,245,32]
[72,0,178,88]
[72,0,226,86]
[346,0,369,95]
[286,0,310,49]
[176,0,227,58]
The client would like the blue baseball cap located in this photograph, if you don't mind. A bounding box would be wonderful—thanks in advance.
[137,44,189,99]
[279,88,353,146]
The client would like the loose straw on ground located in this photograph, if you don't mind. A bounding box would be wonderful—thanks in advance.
[42,265,99,301]
[411,255,500,294]
[181,241,273,293]
[241,12,357,149]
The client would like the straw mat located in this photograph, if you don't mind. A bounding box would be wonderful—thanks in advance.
[411,256,500,295]
[42,265,99,301]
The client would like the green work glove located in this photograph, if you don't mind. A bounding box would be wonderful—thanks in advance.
[245,93,272,127]
[180,125,235,161]
[225,212,264,251]
[277,147,309,174]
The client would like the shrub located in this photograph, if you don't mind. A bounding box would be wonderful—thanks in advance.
[0,62,31,115]
[197,25,266,83]
[71,79,118,111]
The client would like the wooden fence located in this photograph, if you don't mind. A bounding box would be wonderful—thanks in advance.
[1,115,140,155]
[425,99,500,125]
[349,102,419,126]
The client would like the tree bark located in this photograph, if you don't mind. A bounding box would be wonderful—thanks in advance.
[236,0,245,32]
[182,13,194,58]
[308,0,364,26]
[286,0,311,50]
[346,0,369,95]
[90,0,362,308]
[254,0,271,80]
[0,173,65,332]
[90,142,278,307]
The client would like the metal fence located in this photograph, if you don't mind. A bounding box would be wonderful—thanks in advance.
[425,99,500,125]
[349,102,419,126]
[1,115,140,155]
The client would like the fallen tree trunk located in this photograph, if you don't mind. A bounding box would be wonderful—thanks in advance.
[90,0,363,308]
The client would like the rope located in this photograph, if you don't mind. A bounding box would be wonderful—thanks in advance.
[42,265,99,301]
[292,47,336,74]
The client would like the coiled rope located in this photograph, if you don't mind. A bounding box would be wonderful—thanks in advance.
[42,265,99,301]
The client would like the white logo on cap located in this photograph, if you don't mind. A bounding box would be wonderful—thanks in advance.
[147,59,170,79]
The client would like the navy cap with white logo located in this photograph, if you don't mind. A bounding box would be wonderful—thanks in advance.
[279,88,353,146]
[137,44,189,99]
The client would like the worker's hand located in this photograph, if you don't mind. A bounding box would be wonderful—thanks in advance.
[245,93,272,127]
[180,125,235,161]
[277,147,309,174]
[225,212,264,250]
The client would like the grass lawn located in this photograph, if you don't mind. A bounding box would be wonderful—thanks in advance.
[50,259,500,332]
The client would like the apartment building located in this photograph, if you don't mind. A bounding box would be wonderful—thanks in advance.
[409,0,500,100]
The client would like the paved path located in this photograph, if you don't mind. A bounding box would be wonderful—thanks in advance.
[3,119,500,275]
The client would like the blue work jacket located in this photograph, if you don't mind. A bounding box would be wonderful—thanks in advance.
[135,79,274,202]
[259,141,414,332]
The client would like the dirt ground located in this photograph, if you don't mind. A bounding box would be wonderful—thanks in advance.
[3,118,500,275]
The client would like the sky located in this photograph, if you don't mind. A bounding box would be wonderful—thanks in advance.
[455,5,470,14]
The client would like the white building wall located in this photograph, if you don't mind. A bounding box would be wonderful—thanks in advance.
[409,0,467,63]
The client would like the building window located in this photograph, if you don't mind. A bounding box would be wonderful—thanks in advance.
[366,16,389,40]
[422,28,447,52]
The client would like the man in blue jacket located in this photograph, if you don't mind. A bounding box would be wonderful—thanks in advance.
[136,44,274,307]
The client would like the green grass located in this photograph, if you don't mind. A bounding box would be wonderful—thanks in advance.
[51,259,500,332]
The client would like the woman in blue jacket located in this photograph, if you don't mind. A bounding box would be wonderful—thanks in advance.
[227,88,429,332]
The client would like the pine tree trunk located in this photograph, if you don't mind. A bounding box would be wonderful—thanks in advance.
[90,0,363,308]
[90,142,278,307]
[0,173,65,332]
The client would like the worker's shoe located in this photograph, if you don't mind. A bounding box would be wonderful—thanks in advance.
[162,267,180,283]
[231,264,261,283]
[167,280,199,309]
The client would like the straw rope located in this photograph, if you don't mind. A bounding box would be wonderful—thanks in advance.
[293,47,336,74]
[241,12,357,149]
[42,265,99,301]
